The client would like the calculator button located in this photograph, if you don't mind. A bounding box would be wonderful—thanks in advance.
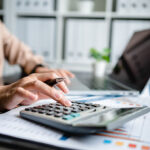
[56,107,63,112]
[40,107,45,110]
[55,109,63,113]
[25,108,31,111]
[49,105,55,108]
[62,115,73,120]
[56,103,62,106]
[103,106,107,109]
[76,102,83,104]
[31,109,38,112]
[38,110,46,114]
[34,106,43,109]
[71,113,80,118]
[92,104,100,107]
[44,107,51,110]
[84,103,90,106]
[85,103,93,106]
[63,110,71,115]
[72,106,78,109]
[79,104,86,108]
[71,101,77,103]
[72,109,79,113]
[47,108,55,112]
[55,106,62,109]
[85,106,91,109]
[54,113,63,117]
[79,108,86,111]
[46,112,54,116]
[71,103,76,106]
[63,108,71,111]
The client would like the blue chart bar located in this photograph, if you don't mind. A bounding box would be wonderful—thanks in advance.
[103,139,112,144]
[59,134,70,141]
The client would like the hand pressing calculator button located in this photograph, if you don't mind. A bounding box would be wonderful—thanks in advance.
[20,101,150,134]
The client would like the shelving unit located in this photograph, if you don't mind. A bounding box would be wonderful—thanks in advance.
[1,0,150,74]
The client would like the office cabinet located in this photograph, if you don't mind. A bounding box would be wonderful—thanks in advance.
[1,0,150,74]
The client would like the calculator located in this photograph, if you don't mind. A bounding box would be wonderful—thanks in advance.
[20,101,150,134]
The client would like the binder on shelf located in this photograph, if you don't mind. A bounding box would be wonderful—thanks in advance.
[76,19,84,61]
[117,0,150,14]
[65,19,75,62]
[82,20,89,60]
[129,0,139,13]
[15,0,55,13]
[116,0,130,13]
[65,19,107,63]
[16,17,56,62]
[139,0,150,13]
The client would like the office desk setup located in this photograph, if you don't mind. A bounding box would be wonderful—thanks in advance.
[0,29,150,148]
[0,71,150,150]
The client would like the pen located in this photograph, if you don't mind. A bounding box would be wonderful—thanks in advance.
[44,78,65,86]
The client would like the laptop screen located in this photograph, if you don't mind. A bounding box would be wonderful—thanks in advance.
[110,29,150,92]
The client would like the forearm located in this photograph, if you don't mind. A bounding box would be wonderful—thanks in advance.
[1,21,44,74]
[5,36,43,74]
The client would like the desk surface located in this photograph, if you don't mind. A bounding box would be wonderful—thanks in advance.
[0,72,149,150]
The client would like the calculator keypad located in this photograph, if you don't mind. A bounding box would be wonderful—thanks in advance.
[24,101,101,120]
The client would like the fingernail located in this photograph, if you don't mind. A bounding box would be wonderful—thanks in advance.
[64,87,69,93]
[33,94,38,101]
[55,93,61,99]
[71,74,75,78]
[65,80,70,85]
[64,100,72,106]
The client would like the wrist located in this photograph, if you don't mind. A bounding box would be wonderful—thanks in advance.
[35,66,49,73]
[30,64,46,74]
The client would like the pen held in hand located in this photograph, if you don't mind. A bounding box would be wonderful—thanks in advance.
[44,78,65,87]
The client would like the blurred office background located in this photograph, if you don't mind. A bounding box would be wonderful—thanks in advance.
[0,0,150,76]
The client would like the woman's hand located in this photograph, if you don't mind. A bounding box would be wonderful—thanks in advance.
[0,72,71,111]
[35,67,75,85]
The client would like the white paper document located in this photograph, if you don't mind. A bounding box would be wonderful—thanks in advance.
[0,95,150,150]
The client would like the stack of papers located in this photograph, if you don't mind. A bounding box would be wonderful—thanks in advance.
[0,92,150,150]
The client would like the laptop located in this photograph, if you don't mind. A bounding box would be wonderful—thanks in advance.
[69,29,150,96]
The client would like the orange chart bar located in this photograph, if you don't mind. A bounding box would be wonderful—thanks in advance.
[96,133,139,142]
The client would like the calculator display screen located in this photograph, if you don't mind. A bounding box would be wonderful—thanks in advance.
[73,108,141,127]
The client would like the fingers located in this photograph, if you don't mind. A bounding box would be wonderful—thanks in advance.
[19,89,39,105]
[31,69,75,85]
[0,71,73,111]
[24,80,71,106]
[36,69,75,83]
[3,87,38,110]
[57,70,71,85]
[30,72,69,93]
[35,67,75,79]
[56,81,69,94]
[64,70,75,78]
[37,92,50,99]
[30,72,54,82]
[57,70,75,84]
[17,87,38,101]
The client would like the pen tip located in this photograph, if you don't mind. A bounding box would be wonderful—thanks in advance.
[56,78,65,82]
